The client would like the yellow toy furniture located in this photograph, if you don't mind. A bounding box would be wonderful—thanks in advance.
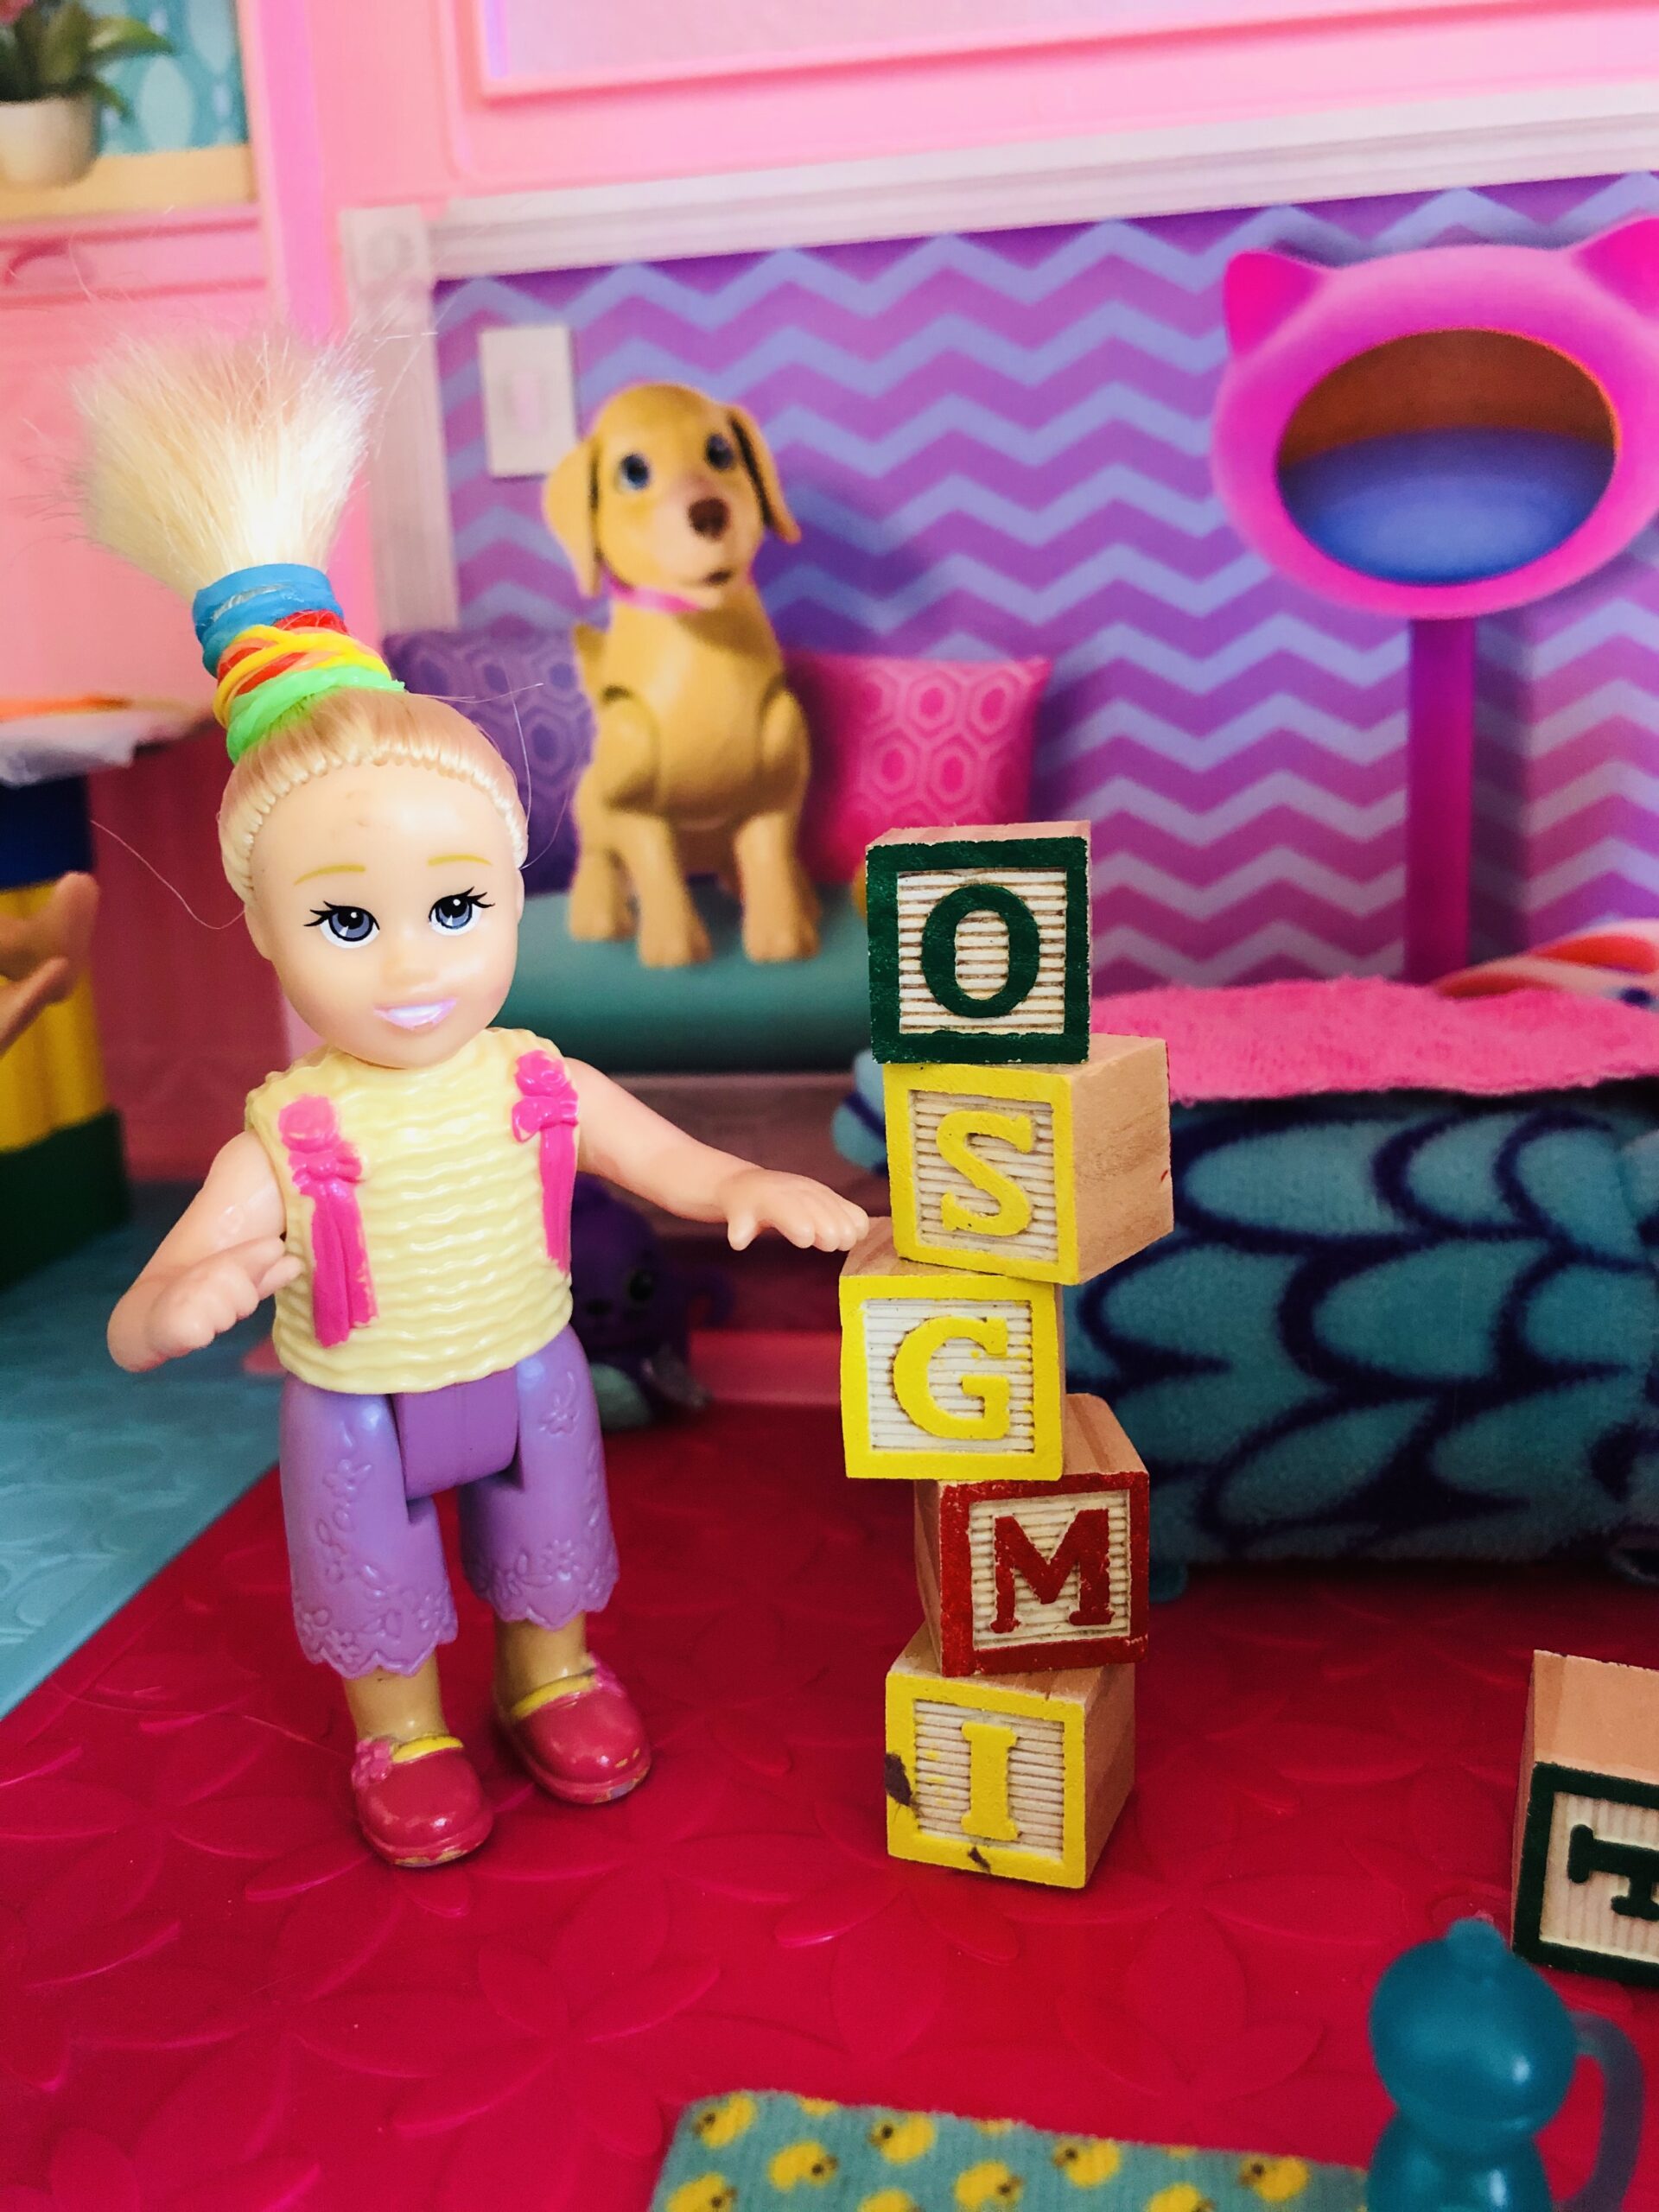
[0,780,126,1288]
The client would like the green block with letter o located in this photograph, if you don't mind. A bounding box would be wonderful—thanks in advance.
[866,823,1091,1066]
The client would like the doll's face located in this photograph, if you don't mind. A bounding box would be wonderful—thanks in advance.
[245,761,525,1069]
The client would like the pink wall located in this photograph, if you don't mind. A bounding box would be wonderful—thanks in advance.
[0,200,285,1177]
[258,0,1659,218]
[236,0,1659,661]
[6,0,1629,1183]
[0,208,264,702]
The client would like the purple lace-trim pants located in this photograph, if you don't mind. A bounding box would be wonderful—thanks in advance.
[276,1325,618,1679]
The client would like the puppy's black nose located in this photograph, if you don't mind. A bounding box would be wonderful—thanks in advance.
[689,497,729,539]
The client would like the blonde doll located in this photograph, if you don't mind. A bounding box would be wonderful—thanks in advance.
[83,336,867,1868]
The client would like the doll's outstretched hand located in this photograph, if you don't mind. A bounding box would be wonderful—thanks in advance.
[565,1063,868,1251]
[114,1236,301,1372]
[720,1169,868,1254]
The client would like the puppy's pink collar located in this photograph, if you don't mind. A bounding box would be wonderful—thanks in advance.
[609,582,705,616]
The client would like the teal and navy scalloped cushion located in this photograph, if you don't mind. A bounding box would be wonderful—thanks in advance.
[653,2094,1363,2210]
[1070,1084,1659,1565]
[832,973,1659,1560]
[1066,979,1659,1563]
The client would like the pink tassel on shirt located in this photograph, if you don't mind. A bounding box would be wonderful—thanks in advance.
[512,1051,579,1271]
[277,1095,376,1348]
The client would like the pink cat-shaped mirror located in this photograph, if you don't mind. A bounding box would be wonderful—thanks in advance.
[1212,221,1659,979]
[1214,219,1659,620]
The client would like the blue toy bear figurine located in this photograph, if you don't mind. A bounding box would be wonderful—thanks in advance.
[1368,1916,1643,2212]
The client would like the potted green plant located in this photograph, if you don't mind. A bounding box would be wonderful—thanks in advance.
[0,0,171,188]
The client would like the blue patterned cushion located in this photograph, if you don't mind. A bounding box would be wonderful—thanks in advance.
[1066,1088,1659,1566]
[832,1066,1659,1563]
[384,620,593,895]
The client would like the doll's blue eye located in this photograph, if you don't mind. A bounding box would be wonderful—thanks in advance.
[617,452,652,490]
[705,433,736,471]
[430,890,492,932]
[308,903,378,945]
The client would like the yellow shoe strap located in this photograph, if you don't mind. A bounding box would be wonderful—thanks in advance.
[389,1732,464,1765]
[505,1668,597,1726]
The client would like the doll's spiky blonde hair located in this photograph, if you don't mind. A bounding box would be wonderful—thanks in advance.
[76,332,526,899]
[78,330,371,598]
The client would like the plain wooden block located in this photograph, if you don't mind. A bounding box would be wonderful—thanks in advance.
[1512,1649,1659,1986]
[885,1624,1134,1887]
[866,820,1091,1065]
[838,1217,1064,1482]
[916,1394,1149,1677]
[883,1034,1171,1284]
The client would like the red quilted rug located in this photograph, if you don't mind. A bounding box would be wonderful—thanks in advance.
[2,1402,1656,2209]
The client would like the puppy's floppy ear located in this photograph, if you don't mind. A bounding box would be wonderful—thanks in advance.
[543,435,601,596]
[726,405,799,543]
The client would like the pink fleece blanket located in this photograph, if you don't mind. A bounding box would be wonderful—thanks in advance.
[1093,977,1659,1107]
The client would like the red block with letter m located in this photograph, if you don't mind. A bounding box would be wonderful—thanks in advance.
[915,1394,1149,1676]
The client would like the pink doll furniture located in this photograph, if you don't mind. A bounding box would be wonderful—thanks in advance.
[1213,219,1659,982]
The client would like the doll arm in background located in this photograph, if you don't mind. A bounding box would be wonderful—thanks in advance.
[0,872,97,1058]
[566,1058,868,1253]
[108,1131,300,1373]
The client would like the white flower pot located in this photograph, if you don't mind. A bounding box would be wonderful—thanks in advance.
[0,93,98,188]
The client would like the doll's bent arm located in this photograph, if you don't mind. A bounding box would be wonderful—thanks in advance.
[109,1130,299,1372]
[566,1059,868,1252]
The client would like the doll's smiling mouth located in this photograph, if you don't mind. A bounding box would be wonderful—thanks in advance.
[378,1000,456,1031]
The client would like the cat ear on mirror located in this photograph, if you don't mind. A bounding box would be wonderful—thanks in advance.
[1572,217,1659,316]
[1222,250,1329,355]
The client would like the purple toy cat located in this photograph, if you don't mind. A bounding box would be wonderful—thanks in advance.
[568,1174,733,1418]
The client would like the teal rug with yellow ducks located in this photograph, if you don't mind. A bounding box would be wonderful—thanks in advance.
[653,2094,1363,2212]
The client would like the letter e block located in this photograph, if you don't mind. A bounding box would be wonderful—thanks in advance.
[1513,1649,1659,1987]
[916,1395,1148,1675]
[885,1626,1133,1887]
[840,1219,1064,1482]
[884,1035,1170,1284]
[866,821,1090,1065]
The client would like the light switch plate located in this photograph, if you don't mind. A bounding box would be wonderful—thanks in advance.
[478,322,579,479]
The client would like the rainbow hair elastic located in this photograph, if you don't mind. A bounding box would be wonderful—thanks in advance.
[191,563,404,766]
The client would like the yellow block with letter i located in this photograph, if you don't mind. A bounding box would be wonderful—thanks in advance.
[884,1625,1134,1887]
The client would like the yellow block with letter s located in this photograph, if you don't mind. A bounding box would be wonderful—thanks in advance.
[839,1218,1063,1481]
[883,1036,1173,1286]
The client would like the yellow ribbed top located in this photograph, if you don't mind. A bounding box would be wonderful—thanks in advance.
[246,1026,573,1395]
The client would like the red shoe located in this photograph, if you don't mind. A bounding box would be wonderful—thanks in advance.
[498,1662,651,1805]
[351,1733,493,1868]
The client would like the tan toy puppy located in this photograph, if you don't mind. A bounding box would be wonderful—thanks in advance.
[543,382,819,969]
[0,870,97,1056]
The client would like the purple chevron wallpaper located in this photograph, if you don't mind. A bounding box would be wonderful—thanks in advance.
[434,170,1659,988]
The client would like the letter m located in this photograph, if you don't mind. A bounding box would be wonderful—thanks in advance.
[991,1506,1116,1635]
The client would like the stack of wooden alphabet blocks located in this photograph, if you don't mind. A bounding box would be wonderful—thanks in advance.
[839,822,1173,1891]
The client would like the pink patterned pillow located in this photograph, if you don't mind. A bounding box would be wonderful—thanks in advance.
[786,648,1048,883]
